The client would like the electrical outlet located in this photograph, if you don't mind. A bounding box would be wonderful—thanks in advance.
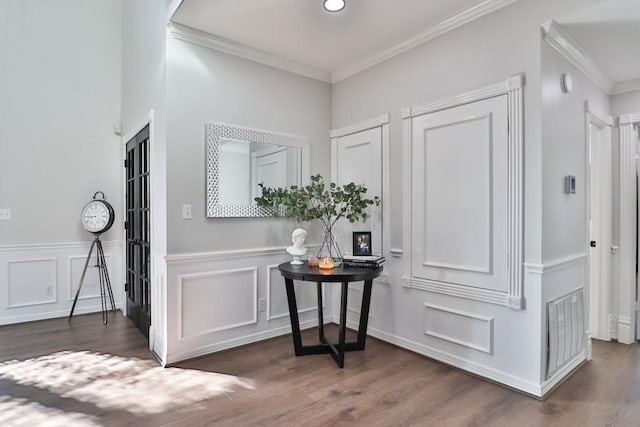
[258,298,266,312]
[45,286,53,297]
[0,209,11,220]
[182,204,192,220]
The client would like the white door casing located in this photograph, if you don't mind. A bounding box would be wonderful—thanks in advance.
[331,114,389,257]
[402,76,524,309]
[332,128,382,255]
[585,102,613,342]
[618,113,640,343]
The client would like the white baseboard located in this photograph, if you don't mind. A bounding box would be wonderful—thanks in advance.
[165,315,332,365]
[540,351,587,396]
[1,302,124,326]
[344,318,542,396]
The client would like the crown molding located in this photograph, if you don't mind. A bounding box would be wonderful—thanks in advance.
[541,20,614,94]
[165,0,183,22]
[332,0,520,83]
[612,79,640,95]
[168,23,332,83]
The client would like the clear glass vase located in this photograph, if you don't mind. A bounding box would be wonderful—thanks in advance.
[316,226,343,266]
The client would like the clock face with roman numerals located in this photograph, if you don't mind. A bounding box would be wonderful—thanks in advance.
[81,199,114,234]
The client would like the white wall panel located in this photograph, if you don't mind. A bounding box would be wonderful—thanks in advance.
[0,241,124,325]
[68,255,113,301]
[7,259,57,308]
[267,264,321,321]
[423,304,494,354]
[422,115,493,273]
[410,95,509,293]
[179,267,258,339]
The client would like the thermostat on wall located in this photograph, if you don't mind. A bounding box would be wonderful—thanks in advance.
[564,175,576,194]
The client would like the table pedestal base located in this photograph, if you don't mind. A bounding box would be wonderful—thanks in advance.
[284,278,373,368]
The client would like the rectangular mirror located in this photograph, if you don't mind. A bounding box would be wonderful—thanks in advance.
[206,122,309,217]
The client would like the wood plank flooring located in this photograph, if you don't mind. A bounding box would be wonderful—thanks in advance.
[0,312,639,426]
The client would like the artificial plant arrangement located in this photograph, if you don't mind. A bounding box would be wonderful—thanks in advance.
[254,174,380,264]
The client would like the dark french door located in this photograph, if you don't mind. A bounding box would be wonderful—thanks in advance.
[125,125,151,338]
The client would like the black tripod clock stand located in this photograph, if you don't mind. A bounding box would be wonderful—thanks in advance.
[69,191,116,324]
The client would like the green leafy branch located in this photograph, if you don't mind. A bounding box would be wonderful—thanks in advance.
[254,174,380,230]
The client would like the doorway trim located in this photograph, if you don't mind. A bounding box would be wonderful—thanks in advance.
[618,112,640,343]
[121,111,156,343]
[584,101,613,345]
[330,113,390,256]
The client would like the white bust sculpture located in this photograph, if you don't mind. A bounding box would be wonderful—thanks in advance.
[286,228,307,264]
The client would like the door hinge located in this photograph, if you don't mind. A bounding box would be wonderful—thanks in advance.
[590,241,597,247]
[124,282,129,292]
[124,221,128,230]
[124,159,129,168]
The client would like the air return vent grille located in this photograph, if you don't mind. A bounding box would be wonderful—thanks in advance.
[546,288,585,379]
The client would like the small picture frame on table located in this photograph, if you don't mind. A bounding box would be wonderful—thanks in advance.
[352,231,372,256]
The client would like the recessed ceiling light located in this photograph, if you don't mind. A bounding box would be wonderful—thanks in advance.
[324,0,345,12]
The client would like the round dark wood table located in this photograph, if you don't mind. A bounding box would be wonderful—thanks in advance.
[278,261,382,368]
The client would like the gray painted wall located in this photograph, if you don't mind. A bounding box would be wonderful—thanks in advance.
[165,37,332,254]
[0,0,123,244]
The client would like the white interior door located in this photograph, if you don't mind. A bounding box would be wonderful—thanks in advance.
[334,127,382,255]
[411,95,508,292]
[251,147,288,200]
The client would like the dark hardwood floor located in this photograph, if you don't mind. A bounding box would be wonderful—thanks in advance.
[0,312,638,426]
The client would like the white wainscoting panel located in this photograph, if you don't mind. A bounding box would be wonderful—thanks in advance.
[179,267,258,339]
[0,241,124,325]
[423,303,494,354]
[402,75,524,309]
[266,264,322,321]
[7,258,57,308]
[68,255,113,301]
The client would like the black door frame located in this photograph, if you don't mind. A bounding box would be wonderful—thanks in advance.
[124,124,151,338]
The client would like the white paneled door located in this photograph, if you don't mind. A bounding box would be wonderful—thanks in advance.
[411,95,509,292]
[334,127,382,256]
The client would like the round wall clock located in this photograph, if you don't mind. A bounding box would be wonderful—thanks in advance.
[81,191,115,235]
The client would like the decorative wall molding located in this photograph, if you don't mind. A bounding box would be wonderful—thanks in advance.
[402,75,524,309]
[390,248,404,258]
[350,321,542,396]
[265,264,321,321]
[617,112,640,344]
[1,241,124,325]
[523,253,587,275]
[0,240,121,253]
[330,113,390,257]
[329,114,389,138]
[332,0,519,83]
[169,23,332,83]
[541,20,614,94]
[410,277,509,306]
[177,267,258,339]
[7,258,57,308]
[166,246,288,264]
[401,75,523,119]
[67,255,113,301]
[423,304,494,354]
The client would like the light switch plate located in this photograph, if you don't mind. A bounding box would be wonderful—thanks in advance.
[0,209,11,220]
[182,204,192,220]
